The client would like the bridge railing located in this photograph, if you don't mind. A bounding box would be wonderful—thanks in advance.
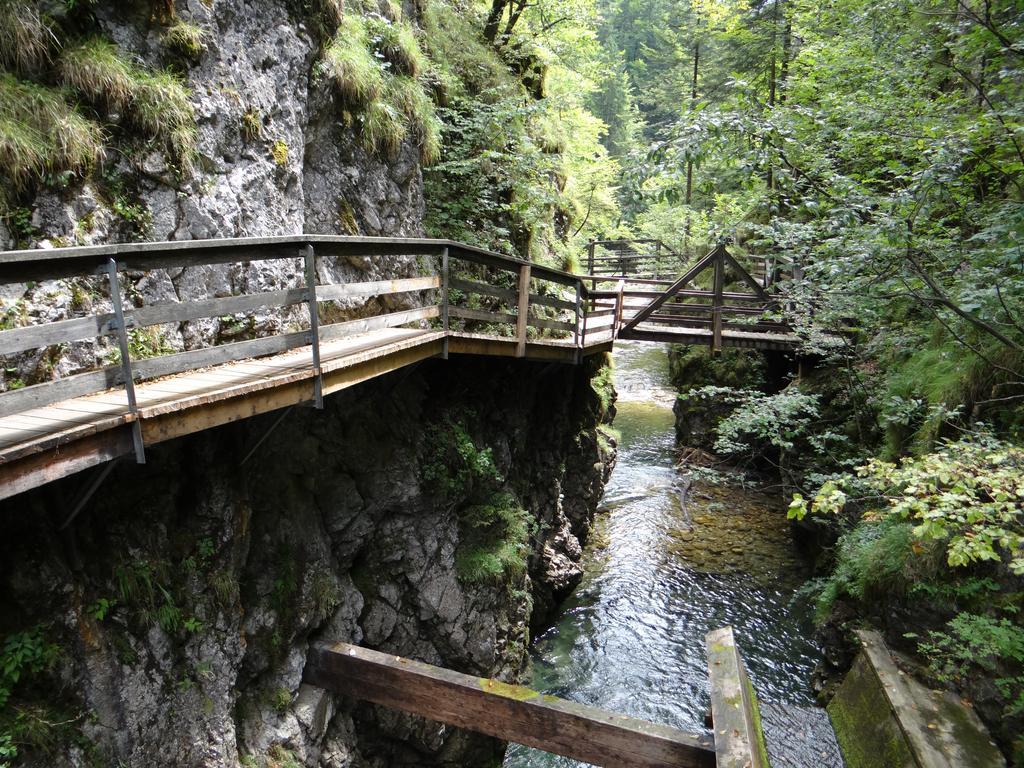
[584,243,791,350]
[586,238,687,280]
[0,236,617,448]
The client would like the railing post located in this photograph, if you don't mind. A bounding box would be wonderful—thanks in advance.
[573,280,582,363]
[712,246,725,353]
[303,244,323,409]
[580,296,589,349]
[515,262,531,358]
[106,258,145,464]
[614,280,625,338]
[441,246,450,360]
[587,240,595,275]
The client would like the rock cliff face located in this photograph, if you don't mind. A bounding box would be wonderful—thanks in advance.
[2,0,426,393]
[0,355,615,767]
[13,0,424,249]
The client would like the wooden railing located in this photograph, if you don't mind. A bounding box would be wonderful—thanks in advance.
[586,238,686,280]
[586,243,790,351]
[304,641,717,768]
[302,628,771,768]
[0,236,615,449]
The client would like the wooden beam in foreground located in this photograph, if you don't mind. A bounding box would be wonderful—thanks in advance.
[705,626,769,768]
[304,642,716,768]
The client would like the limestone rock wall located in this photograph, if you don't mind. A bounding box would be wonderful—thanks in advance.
[0,356,615,767]
[2,0,425,392]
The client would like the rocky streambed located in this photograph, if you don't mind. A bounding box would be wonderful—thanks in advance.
[505,341,843,768]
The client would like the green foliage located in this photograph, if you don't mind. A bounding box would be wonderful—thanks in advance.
[421,414,502,503]
[0,627,59,710]
[0,625,64,764]
[267,743,301,768]
[85,597,116,621]
[163,20,206,61]
[309,567,340,622]
[321,15,385,106]
[271,139,288,166]
[112,557,186,634]
[813,520,922,619]
[0,73,103,195]
[668,345,766,393]
[792,435,1024,575]
[267,686,292,713]
[917,613,1024,717]
[590,356,615,418]
[0,0,54,73]
[455,491,532,584]
[711,388,821,455]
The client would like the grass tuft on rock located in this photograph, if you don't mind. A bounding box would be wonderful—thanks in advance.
[385,75,440,164]
[365,16,425,77]
[321,15,385,106]
[0,74,104,194]
[0,0,54,73]
[163,20,206,61]
[59,38,196,171]
[359,99,406,159]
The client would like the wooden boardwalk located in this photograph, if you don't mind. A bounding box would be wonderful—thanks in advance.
[0,235,799,502]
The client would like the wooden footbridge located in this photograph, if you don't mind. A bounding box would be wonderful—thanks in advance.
[0,235,803,503]
[586,238,802,351]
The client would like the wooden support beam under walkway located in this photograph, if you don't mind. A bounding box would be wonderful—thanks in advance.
[303,641,717,768]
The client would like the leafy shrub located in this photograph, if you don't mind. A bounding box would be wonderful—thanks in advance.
[791,434,1024,574]
[917,613,1024,717]
[421,414,501,503]
[455,491,532,583]
[0,627,59,710]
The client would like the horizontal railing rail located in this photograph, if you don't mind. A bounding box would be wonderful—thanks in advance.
[0,236,619,450]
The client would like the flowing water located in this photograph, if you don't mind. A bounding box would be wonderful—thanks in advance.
[505,341,842,767]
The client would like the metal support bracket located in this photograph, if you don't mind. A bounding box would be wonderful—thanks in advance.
[303,244,324,409]
[107,258,145,464]
[240,406,294,466]
[60,458,120,530]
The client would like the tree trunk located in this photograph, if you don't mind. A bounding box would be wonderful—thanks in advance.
[484,0,508,43]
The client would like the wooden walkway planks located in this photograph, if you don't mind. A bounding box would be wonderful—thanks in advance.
[0,326,608,501]
[304,642,716,768]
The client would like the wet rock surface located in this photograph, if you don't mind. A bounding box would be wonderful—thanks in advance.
[0,357,615,767]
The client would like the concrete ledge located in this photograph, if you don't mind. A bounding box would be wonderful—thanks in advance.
[828,629,1005,768]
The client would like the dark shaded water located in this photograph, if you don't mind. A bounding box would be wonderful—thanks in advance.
[505,342,831,767]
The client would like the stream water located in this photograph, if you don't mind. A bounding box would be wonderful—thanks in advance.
[504,341,842,767]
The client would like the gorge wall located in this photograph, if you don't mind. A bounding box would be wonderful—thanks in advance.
[0,354,615,767]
